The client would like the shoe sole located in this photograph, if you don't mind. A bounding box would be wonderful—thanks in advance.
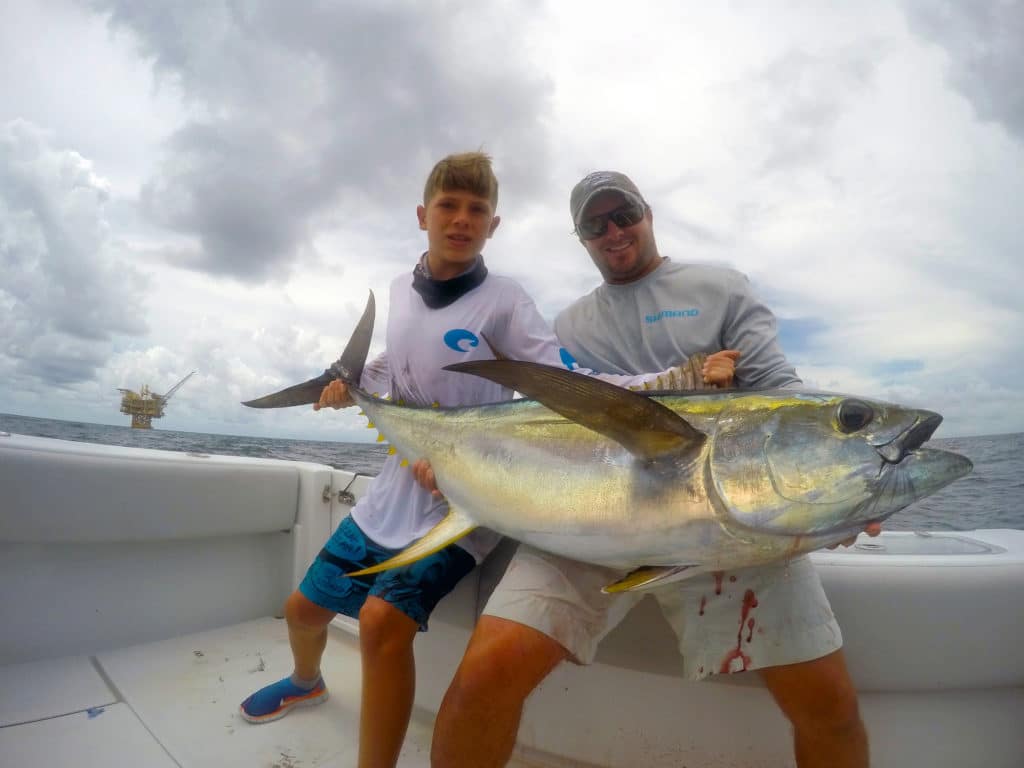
[239,689,330,724]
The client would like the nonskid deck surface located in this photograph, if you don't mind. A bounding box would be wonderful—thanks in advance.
[0,618,437,768]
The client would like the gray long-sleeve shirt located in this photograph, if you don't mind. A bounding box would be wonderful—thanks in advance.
[553,259,801,389]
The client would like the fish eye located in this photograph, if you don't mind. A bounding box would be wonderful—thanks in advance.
[837,399,874,433]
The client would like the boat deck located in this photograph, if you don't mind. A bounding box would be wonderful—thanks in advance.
[0,617,503,768]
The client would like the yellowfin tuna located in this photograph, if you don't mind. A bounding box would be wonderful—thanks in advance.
[244,293,972,592]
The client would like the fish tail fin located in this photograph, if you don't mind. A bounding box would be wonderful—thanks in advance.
[242,291,375,408]
[326,290,375,387]
[347,507,477,577]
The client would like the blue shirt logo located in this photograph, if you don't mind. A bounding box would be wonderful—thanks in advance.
[645,308,699,324]
[559,348,578,370]
[444,328,480,352]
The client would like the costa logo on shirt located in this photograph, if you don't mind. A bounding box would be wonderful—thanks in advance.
[444,329,480,352]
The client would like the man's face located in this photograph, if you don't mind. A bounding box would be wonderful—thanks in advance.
[578,191,660,284]
[417,189,500,279]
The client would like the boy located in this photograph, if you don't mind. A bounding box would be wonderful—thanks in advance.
[239,153,724,768]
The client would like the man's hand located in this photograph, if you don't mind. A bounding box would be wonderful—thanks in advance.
[702,350,741,387]
[412,459,443,498]
[314,379,355,411]
[828,522,883,549]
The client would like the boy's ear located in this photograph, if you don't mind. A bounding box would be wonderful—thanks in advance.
[487,215,501,238]
[416,204,428,231]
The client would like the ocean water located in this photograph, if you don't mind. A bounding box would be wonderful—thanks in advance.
[2,412,1021,532]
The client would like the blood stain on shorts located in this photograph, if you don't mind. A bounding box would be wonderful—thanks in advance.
[719,589,759,674]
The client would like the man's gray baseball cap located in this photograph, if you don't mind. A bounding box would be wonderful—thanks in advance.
[570,171,648,232]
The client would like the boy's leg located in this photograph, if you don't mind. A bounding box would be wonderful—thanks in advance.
[284,589,336,680]
[356,596,420,768]
[359,531,476,768]
[239,590,334,723]
[241,515,370,724]
[431,546,640,768]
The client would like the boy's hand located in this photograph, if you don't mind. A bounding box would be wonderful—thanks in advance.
[702,350,741,387]
[314,379,355,410]
[827,522,883,549]
[411,459,444,498]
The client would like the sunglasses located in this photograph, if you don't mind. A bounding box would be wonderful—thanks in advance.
[576,201,646,240]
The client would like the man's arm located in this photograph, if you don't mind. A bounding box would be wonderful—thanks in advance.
[722,273,801,390]
[501,289,717,390]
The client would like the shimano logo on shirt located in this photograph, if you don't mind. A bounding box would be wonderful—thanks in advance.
[645,308,699,324]
[443,329,480,352]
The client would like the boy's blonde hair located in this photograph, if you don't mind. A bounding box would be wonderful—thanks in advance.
[423,151,499,208]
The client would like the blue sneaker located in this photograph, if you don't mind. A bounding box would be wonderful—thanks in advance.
[240,676,329,724]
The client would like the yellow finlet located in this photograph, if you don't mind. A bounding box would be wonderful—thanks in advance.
[376,433,386,443]
[347,508,477,577]
[602,565,695,593]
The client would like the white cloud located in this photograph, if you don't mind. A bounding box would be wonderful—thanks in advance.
[0,120,149,385]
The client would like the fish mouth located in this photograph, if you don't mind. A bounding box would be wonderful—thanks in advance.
[873,410,942,465]
[861,445,973,527]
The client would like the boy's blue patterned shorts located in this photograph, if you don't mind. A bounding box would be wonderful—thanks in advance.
[299,515,475,631]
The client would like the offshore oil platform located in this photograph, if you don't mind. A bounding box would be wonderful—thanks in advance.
[118,371,196,429]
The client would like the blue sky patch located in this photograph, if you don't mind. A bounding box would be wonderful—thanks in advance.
[776,317,829,357]
[873,359,925,377]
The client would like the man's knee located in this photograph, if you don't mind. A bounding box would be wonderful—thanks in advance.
[451,616,568,703]
[762,650,863,732]
[798,678,861,734]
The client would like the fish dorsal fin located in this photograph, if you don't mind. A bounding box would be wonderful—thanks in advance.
[444,359,705,461]
[479,332,509,361]
[346,507,477,577]
[602,564,699,593]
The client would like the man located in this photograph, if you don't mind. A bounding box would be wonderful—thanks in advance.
[430,171,872,768]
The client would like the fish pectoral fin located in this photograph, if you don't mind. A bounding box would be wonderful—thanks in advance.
[346,508,477,577]
[444,360,705,462]
[602,564,699,594]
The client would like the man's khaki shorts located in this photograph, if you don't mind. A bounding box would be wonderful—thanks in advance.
[482,546,842,680]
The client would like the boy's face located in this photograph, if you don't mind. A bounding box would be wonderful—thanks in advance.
[417,189,500,279]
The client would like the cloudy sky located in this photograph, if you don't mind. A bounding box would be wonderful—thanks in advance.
[2,0,1022,443]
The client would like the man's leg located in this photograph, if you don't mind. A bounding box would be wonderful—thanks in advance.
[431,616,569,768]
[759,649,868,768]
[357,596,420,768]
[653,557,860,765]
